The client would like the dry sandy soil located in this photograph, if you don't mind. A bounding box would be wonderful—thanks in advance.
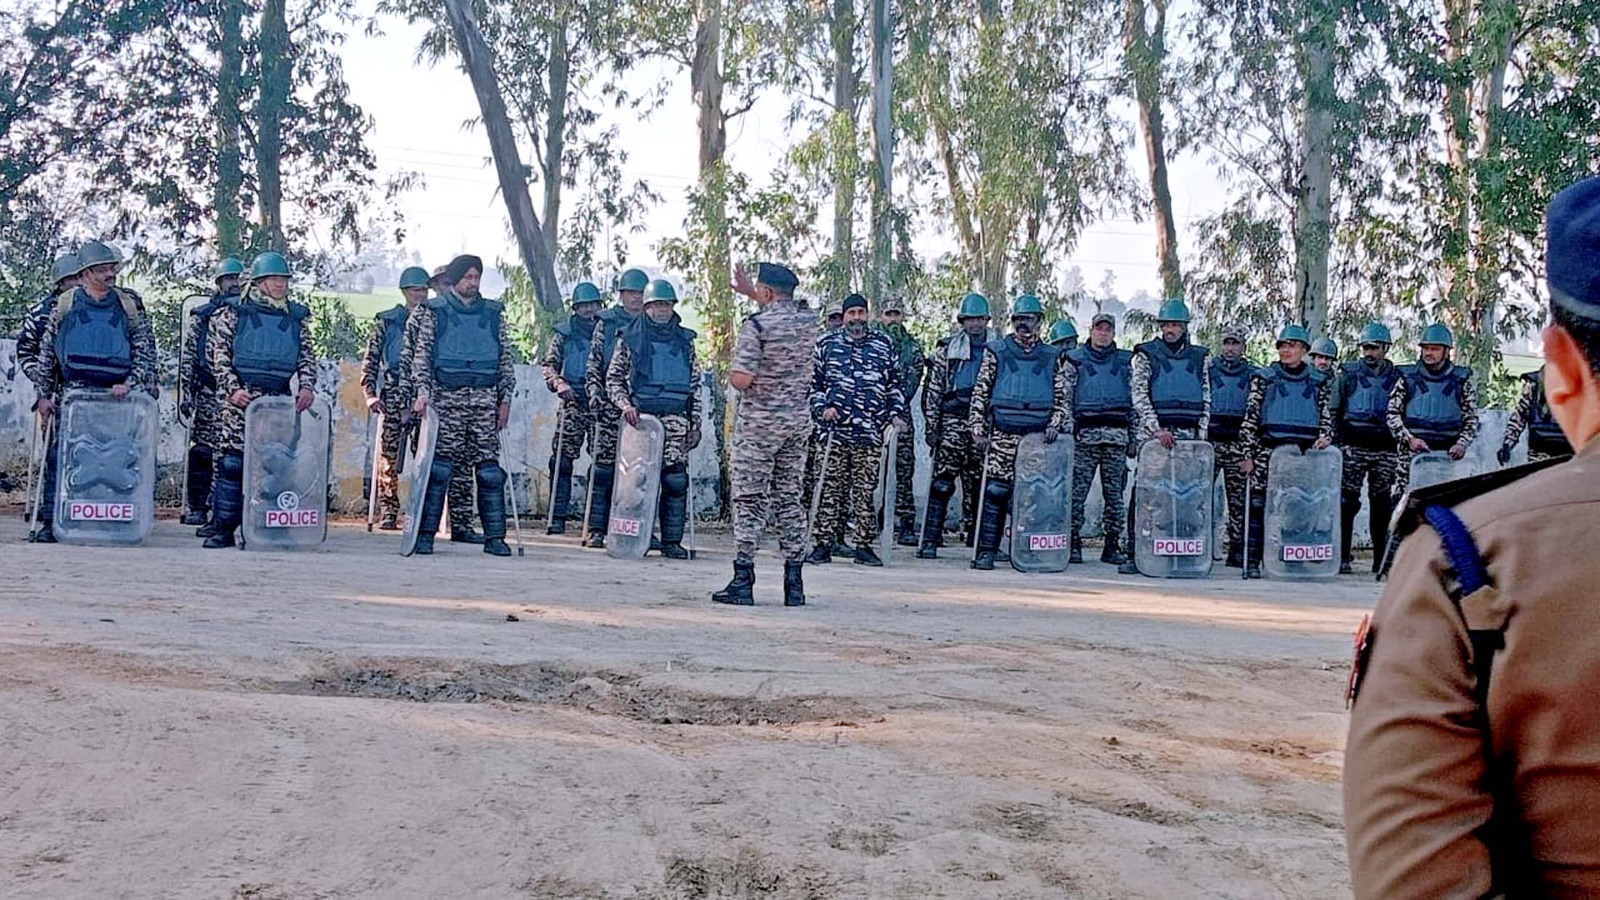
[0,514,1375,899]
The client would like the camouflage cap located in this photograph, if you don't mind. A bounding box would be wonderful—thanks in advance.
[826,302,844,319]
[1222,325,1248,343]
[1091,313,1115,328]
[882,296,905,313]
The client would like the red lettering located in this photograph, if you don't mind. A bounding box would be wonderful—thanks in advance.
[610,517,641,537]
[68,502,136,521]
[1153,539,1206,557]
[1026,533,1069,551]
[265,510,321,528]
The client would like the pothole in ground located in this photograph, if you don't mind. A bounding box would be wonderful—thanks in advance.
[267,662,870,727]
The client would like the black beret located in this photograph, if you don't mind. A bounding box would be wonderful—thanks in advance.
[1549,177,1600,316]
[757,262,798,291]
[444,254,484,285]
[842,293,868,312]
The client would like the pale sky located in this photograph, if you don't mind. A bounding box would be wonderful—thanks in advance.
[340,11,1233,302]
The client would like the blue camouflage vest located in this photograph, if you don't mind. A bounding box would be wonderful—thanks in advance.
[1069,344,1133,429]
[231,299,309,394]
[429,294,504,390]
[989,337,1058,434]
[1137,338,1208,429]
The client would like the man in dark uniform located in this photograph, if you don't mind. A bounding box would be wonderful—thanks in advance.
[1068,313,1132,564]
[405,253,517,557]
[360,266,428,530]
[605,279,702,560]
[715,263,817,606]
[1344,175,1600,900]
[203,252,318,549]
[582,267,650,548]
[967,295,1073,570]
[877,295,924,545]
[1237,324,1335,578]
[179,257,245,533]
[1499,366,1572,464]
[1207,325,1254,567]
[1118,298,1211,575]
[1387,323,1481,497]
[30,242,159,544]
[916,293,992,559]
[808,292,909,566]
[1337,323,1402,574]
[540,281,604,534]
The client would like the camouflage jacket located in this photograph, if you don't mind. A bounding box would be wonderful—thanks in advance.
[1238,363,1335,456]
[876,322,926,404]
[35,286,159,400]
[14,289,61,390]
[732,297,817,436]
[1386,362,1481,450]
[810,328,908,446]
[585,306,640,412]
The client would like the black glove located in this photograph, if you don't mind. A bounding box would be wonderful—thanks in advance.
[1496,445,1511,466]
[1043,425,1060,444]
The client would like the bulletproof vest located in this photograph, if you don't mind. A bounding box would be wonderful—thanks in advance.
[191,292,234,388]
[1340,359,1399,441]
[429,295,504,390]
[989,337,1058,434]
[376,306,408,383]
[1525,373,1570,454]
[626,320,695,416]
[941,336,986,416]
[554,315,595,403]
[1137,338,1208,429]
[55,291,133,387]
[1402,363,1469,448]
[1069,344,1132,429]
[1207,357,1252,442]
[1260,363,1323,445]
[598,306,639,373]
[231,299,309,394]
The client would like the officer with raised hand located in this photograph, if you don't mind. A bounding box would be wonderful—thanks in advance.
[1068,313,1132,564]
[582,267,649,548]
[1344,174,1600,900]
[540,281,604,535]
[1237,325,1335,578]
[1499,366,1572,465]
[204,252,317,549]
[606,279,701,560]
[916,293,992,559]
[360,266,429,530]
[1387,323,1480,497]
[1336,323,1402,574]
[1118,298,1210,575]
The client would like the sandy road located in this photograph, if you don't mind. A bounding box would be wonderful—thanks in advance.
[0,516,1375,898]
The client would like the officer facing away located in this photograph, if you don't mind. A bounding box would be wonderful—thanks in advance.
[1344,175,1600,898]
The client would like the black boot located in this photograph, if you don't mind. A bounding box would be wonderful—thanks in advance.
[451,526,485,544]
[1101,532,1127,565]
[476,462,512,556]
[1368,488,1394,575]
[585,464,614,548]
[896,517,917,547]
[413,458,452,555]
[1244,491,1266,580]
[918,478,953,559]
[1117,489,1140,573]
[1225,544,1243,569]
[969,479,1009,571]
[713,560,756,606]
[1340,490,1360,575]
[807,544,832,565]
[1069,531,1084,564]
[29,522,57,543]
[549,452,574,533]
[659,464,690,560]
[183,443,214,525]
[783,560,806,606]
[854,545,884,567]
[204,450,244,549]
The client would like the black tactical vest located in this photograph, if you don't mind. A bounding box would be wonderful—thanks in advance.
[989,337,1058,434]
[1069,344,1133,429]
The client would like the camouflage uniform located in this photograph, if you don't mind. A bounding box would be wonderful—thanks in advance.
[540,316,597,526]
[968,343,1074,481]
[1385,363,1481,497]
[879,320,926,532]
[1238,363,1335,571]
[730,298,818,563]
[1335,357,1402,570]
[1070,343,1132,553]
[809,327,909,553]
[208,291,318,453]
[605,315,701,553]
[398,305,478,535]
[15,290,64,393]
[920,332,991,550]
[1501,370,1572,463]
[1120,338,1211,572]
[1207,354,1255,563]
[360,305,415,523]
[583,305,641,541]
[179,289,237,521]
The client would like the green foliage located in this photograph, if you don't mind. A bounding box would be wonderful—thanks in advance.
[306,292,366,361]
[500,266,556,364]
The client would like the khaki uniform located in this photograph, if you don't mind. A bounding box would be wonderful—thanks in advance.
[1345,440,1600,897]
[730,298,817,563]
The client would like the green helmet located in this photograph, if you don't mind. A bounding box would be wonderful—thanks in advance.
[50,253,80,284]
[617,268,650,293]
[1276,324,1312,347]
[216,257,246,280]
[957,292,990,319]
[75,240,121,272]
[570,281,603,305]
[1156,298,1191,323]
[1419,323,1454,348]
[1049,320,1078,344]
[1358,322,1392,346]
[643,278,678,304]
[249,251,292,281]
[1310,337,1338,358]
[398,266,430,290]
[1011,293,1044,317]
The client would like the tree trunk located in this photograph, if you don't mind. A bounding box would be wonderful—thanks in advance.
[868,0,893,308]
[692,0,732,361]
[1293,0,1334,336]
[1439,0,1474,322]
[540,21,569,268]
[256,0,289,252]
[828,0,858,300]
[440,0,563,313]
[1124,0,1182,300]
[213,0,246,257]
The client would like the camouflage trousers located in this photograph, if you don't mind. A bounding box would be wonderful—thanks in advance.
[981,430,1027,483]
[551,402,594,462]
[1072,440,1128,539]
[813,441,883,548]
[1342,445,1398,500]
[434,389,503,531]
[593,406,622,467]
[659,413,695,467]
[375,398,418,519]
[190,392,224,449]
[894,430,917,523]
[1214,439,1249,553]
[732,422,812,563]
[930,421,983,532]
[215,388,288,452]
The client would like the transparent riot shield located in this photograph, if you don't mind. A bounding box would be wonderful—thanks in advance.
[54,389,158,545]
[1409,450,1474,493]
[176,294,208,427]
[399,408,440,557]
[874,425,898,565]
[1010,432,1073,573]
[606,415,666,560]
[1264,445,1342,581]
[1133,440,1216,578]
[242,396,331,550]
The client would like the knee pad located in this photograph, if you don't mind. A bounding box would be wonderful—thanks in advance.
[662,463,689,497]
[984,478,1013,506]
[219,450,244,481]
[429,457,455,486]
[475,462,506,491]
[930,477,956,502]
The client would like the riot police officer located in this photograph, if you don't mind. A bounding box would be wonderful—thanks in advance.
[16,252,82,393]
[541,281,604,534]
[1310,338,1339,374]
[1048,319,1079,353]
[360,266,428,530]
[1207,325,1254,567]
[582,267,650,548]
[1387,323,1480,496]
[1068,313,1132,564]
[1499,366,1572,464]
[180,257,245,533]
[1337,323,1402,574]
[917,293,992,559]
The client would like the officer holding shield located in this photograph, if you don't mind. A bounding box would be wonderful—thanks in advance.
[360,266,429,530]
[541,281,605,535]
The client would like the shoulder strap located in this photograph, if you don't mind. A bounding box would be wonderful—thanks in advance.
[1421,504,1502,709]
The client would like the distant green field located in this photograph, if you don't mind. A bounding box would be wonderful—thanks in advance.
[332,288,405,319]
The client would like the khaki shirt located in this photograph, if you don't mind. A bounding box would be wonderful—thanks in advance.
[1344,437,1600,898]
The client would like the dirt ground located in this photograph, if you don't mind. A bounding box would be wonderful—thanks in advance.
[0,513,1375,899]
